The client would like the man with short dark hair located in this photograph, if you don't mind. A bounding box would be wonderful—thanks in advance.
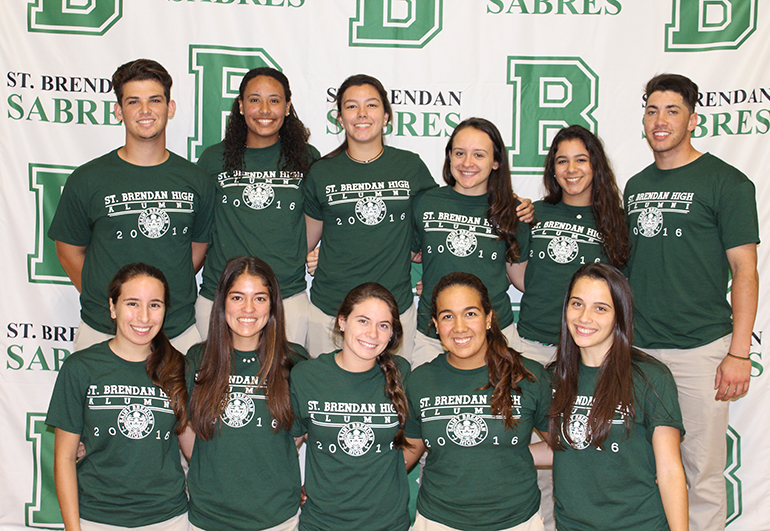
[50,59,214,353]
[625,73,759,531]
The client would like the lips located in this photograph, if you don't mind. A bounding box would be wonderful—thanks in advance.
[131,325,152,335]
[574,325,596,336]
[452,336,473,346]
[357,338,379,349]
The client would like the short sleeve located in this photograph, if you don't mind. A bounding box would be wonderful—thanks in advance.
[404,376,422,440]
[191,166,216,243]
[641,362,684,439]
[289,366,308,438]
[47,170,93,246]
[716,176,760,250]
[302,167,323,220]
[516,216,531,263]
[45,358,87,435]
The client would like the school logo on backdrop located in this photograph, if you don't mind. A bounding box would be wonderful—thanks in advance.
[28,164,73,284]
[665,0,758,51]
[506,57,598,175]
[349,0,443,48]
[188,45,281,162]
[725,426,743,524]
[28,0,122,35]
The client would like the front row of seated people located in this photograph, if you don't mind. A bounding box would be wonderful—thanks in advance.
[48,259,686,531]
[47,58,759,531]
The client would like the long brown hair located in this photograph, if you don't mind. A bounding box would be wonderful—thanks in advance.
[223,67,313,176]
[333,283,411,449]
[543,125,630,269]
[324,74,393,160]
[107,263,188,434]
[430,272,535,429]
[189,256,299,440]
[442,118,520,263]
[547,263,651,450]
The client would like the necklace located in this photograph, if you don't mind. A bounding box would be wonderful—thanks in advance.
[346,146,384,164]
[241,354,257,364]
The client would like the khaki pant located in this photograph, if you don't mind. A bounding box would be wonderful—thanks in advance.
[73,321,201,355]
[641,335,732,531]
[306,300,416,361]
[190,510,299,531]
[414,511,544,531]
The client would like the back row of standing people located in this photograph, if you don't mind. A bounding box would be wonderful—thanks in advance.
[49,59,759,531]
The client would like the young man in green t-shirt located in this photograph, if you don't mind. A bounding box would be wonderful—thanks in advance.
[49,59,214,353]
[625,73,759,531]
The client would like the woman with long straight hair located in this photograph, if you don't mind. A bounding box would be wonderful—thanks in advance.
[404,272,551,531]
[510,125,630,366]
[185,256,306,531]
[290,282,412,531]
[196,67,319,345]
[302,74,437,360]
[47,263,189,531]
[411,117,530,367]
[545,263,687,531]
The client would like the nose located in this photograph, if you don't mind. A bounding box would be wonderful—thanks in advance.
[243,298,255,313]
[138,304,150,322]
[460,153,473,167]
[258,99,270,114]
[578,307,591,323]
[453,316,468,332]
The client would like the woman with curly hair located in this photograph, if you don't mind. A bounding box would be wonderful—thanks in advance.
[196,67,319,344]
[510,125,631,366]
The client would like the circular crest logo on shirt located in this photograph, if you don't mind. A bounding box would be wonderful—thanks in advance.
[446,229,477,257]
[337,422,375,456]
[117,404,155,440]
[138,207,170,239]
[355,197,387,225]
[547,236,579,264]
[637,207,663,238]
[221,392,255,428]
[565,412,590,450]
[242,183,275,210]
[446,413,488,447]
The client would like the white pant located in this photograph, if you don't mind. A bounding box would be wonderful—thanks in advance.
[519,336,557,368]
[195,291,310,346]
[641,335,732,531]
[80,513,189,531]
[190,510,299,531]
[73,321,201,354]
[306,300,416,361]
[411,322,521,369]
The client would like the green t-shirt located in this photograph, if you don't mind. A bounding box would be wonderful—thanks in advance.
[517,201,604,345]
[45,341,187,527]
[553,358,684,531]
[303,147,437,315]
[405,354,550,530]
[197,141,320,300]
[48,150,215,337]
[413,186,525,338]
[625,153,760,349]
[290,352,411,531]
[185,342,307,531]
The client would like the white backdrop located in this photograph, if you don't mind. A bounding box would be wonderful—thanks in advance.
[1,1,767,529]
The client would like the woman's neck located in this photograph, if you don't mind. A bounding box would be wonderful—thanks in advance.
[109,335,152,362]
[346,139,384,163]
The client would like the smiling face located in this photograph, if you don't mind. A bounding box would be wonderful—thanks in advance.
[566,276,616,365]
[338,298,393,371]
[337,84,389,148]
[225,273,271,352]
[109,275,166,355]
[114,79,175,144]
[433,285,492,370]
[643,90,698,165]
[449,127,499,197]
[554,138,594,206]
[239,75,290,149]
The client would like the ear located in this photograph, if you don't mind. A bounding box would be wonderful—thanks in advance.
[492,161,500,170]
[338,316,346,332]
[687,111,698,133]
[384,112,390,127]
[486,311,493,331]
[167,99,176,120]
[114,102,123,123]
[109,299,117,320]
[238,98,244,116]
[286,101,291,117]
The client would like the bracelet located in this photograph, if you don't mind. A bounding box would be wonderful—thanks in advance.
[726,352,750,361]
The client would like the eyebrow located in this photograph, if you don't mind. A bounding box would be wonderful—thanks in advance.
[245,92,282,98]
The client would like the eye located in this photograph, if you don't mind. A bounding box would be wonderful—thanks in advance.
[345,103,356,110]
[230,295,242,302]
[256,296,268,302]
[440,314,453,321]
[368,102,379,108]
[357,318,368,326]
[453,150,465,158]
[378,322,391,331]
[465,310,477,318]
[150,302,163,309]
[570,300,583,308]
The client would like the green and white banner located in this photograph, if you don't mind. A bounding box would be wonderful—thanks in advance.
[1,1,767,529]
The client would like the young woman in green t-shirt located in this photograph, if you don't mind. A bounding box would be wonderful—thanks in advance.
[195,67,319,345]
[510,125,630,367]
[185,256,306,531]
[404,272,551,531]
[47,263,190,531]
[290,283,412,531]
[543,263,687,531]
